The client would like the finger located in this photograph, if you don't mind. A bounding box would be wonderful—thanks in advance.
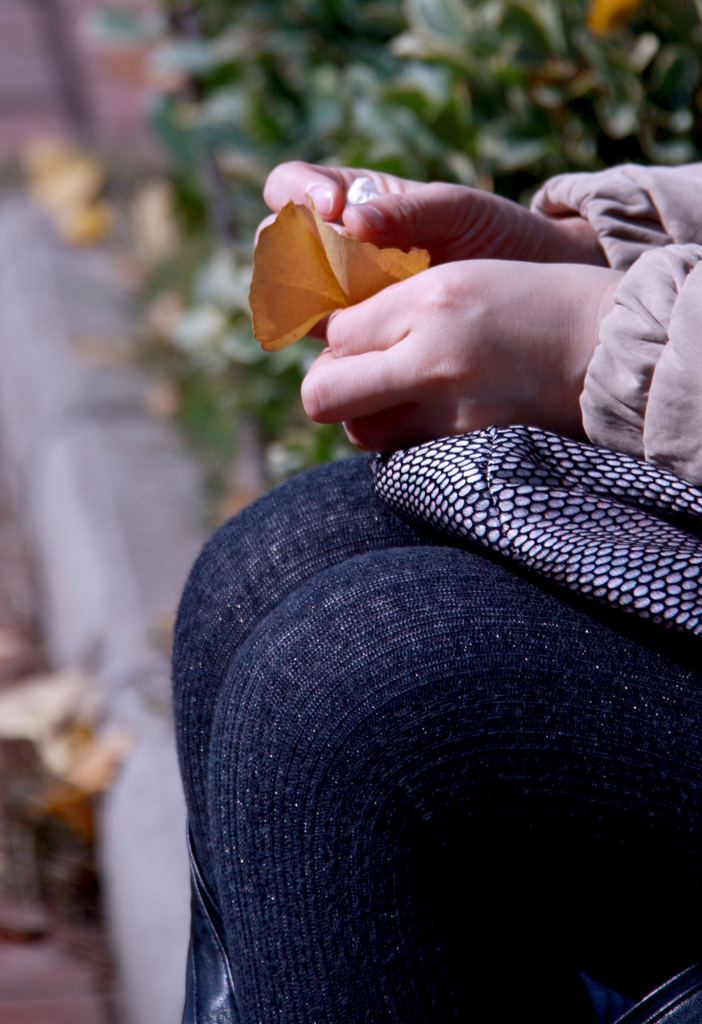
[263,162,345,219]
[324,279,418,358]
[341,182,472,255]
[307,315,329,341]
[263,161,420,220]
[301,347,412,424]
[254,211,277,244]
[343,404,430,453]
[341,183,530,264]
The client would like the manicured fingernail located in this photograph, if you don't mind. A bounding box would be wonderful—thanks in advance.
[348,203,386,233]
[308,184,336,216]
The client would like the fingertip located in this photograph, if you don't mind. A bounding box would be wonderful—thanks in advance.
[342,203,387,241]
[300,348,334,422]
[343,422,376,451]
[263,161,346,216]
[307,183,338,218]
[254,212,276,244]
[299,373,317,420]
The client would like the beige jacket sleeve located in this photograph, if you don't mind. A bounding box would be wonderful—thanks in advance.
[532,164,702,485]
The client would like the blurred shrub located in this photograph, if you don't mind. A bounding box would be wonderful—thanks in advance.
[92,0,702,490]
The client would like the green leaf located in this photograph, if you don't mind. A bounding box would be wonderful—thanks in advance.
[595,96,641,138]
[404,0,467,40]
[380,61,452,111]
[649,44,701,111]
[502,0,568,57]
[629,32,660,74]
[149,39,221,76]
[82,6,165,45]
[478,127,552,171]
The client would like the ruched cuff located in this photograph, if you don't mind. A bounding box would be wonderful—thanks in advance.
[532,163,702,271]
[582,243,702,485]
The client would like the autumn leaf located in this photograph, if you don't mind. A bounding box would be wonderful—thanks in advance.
[21,138,112,245]
[0,669,95,743]
[0,668,131,796]
[249,198,430,351]
[587,0,643,34]
[131,180,180,266]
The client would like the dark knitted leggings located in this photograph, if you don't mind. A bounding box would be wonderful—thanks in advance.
[172,456,702,1024]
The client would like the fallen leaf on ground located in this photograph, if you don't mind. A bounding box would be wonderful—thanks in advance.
[63,722,133,795]
[23,139,104,210]
[249,198,430,350]
[31,782,97,844]
[131,180,180,266]
[0,669,94,744]
[0,668,131,798]
[55,200,112,246]
[21,138,112,245]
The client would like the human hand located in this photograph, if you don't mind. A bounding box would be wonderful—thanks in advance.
[300,260,623,451]
[261,161,607,266]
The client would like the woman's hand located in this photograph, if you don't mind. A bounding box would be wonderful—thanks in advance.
[301,261,623,451]
[261,161,607,266]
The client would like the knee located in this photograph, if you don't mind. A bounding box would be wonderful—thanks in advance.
[206,545,486,828]
[173,458,375,688]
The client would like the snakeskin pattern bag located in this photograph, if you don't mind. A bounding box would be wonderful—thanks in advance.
[371,426,702,637]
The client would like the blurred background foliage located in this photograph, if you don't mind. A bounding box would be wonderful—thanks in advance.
[90,0,702,501]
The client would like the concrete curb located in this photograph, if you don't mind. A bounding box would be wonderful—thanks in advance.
[0,196,208,1024]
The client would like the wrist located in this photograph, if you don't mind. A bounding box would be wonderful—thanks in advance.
[596,269,624,321]
[540,266,623,437]
[546,215,608,267]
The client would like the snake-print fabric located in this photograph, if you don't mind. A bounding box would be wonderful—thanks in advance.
[371,426,702,636]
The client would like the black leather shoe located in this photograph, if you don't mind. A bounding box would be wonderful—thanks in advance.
[182,826,238,1023]
[614,962,702,1024]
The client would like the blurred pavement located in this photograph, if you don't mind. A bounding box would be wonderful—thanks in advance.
[0,445,115,1023]
[0,192,205,1024]
[0,3,206,1021]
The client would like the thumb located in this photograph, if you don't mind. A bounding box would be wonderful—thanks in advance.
[341,182,475,262]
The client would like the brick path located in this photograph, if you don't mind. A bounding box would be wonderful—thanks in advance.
[0,944,110,1024]
[0,468,116,1022]
[0,0,158,162]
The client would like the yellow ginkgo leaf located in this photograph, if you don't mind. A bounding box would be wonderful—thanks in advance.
[24,140,104,213]
[21,138,112,245]
[310,205,430,305]
[250,202,347,351]
[249,199,430,351]
[587,0,643,34]
[55,199,113,246]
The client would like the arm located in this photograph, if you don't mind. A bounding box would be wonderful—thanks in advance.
[533,163,702,483]
[264,161,702,484]
[301,250,702,487]
[583,243,702,484]
[532,162,702,269]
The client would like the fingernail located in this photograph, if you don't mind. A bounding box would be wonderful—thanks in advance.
[349,203,386,233]
[308,184,336,217]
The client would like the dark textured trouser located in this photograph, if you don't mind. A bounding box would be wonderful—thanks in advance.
[172,456,702,1024]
